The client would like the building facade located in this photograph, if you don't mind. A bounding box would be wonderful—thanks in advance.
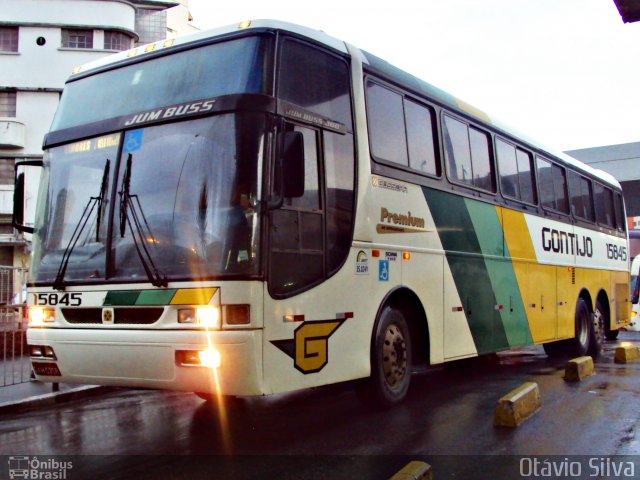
[566,141,640,230]
[0,0,197,269]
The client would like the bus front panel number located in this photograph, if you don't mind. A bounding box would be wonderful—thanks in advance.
[36,293,82,306]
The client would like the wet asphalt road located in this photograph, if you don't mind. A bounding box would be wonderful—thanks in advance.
[1,333,639,479]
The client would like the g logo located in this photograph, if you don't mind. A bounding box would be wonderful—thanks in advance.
[272,320,345,374]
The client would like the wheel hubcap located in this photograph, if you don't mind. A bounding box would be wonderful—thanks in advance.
[382,323,407,388]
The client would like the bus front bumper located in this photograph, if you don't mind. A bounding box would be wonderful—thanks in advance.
[27,327,264,396]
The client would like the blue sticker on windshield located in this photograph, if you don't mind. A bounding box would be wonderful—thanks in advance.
[123,129,143,153]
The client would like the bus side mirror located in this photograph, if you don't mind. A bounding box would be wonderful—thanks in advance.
[632,276,639,305]
[281,131,305,198]
[12,160,43,234]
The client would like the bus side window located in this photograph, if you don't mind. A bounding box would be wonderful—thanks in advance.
[594,183,615,228]
[568,171,595,222]
[613,192,625,231]
[366,81,408,166]
[405,99,438,176]
[442,114,495,192]
[537,157,568,214]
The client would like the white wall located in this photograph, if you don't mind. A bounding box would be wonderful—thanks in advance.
[4,0,136,32]
[17,91,60,152]
[1,26,118,89]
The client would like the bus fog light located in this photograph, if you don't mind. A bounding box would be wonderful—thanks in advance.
[178,308,196,324]
[29,307,55,325]
[176,349,221,368]
[196,306,220,328]
[198,349,221,369]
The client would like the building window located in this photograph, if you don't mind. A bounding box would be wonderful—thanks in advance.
[0,26,19,52]
[0,159,15,227]
[135,9,167,45]
[62,29,93,49]
[104,31,132,51]
[0,92,17,117]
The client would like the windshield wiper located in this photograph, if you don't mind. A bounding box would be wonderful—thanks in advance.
[53,159,110,291]
[118,154,168,287]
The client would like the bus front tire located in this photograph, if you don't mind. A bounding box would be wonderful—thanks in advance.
[357,306,412,409]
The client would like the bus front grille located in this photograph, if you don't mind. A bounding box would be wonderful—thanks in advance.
[61,308,164,325]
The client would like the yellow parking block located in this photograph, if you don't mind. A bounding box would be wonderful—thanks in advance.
[614,343,640,364]
[564,356,595,382]
[389,461,433,480]
[494,382,541,428]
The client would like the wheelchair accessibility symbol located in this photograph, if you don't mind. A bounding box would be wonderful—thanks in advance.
[378,260,389,282]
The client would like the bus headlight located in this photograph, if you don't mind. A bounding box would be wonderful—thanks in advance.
[29,307,55,325]
[178,306,221,329]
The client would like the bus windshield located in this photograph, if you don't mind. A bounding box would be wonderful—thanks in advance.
[50,35,272,132]
[30,112,265,285]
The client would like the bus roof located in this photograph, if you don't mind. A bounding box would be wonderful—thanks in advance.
[71,19,619,189]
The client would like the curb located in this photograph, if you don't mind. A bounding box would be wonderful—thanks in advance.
[564,356,595,382]
[494,382,541,427]
[0,385,115,414]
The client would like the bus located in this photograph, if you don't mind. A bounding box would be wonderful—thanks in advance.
[15,20,631,407]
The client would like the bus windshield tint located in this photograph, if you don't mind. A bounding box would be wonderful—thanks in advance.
[30,113,265,284]
[51,35,272,132]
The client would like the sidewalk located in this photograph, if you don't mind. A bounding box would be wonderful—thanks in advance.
[0,380,107,414]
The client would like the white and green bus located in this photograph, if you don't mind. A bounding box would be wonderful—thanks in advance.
[16,20,630,407]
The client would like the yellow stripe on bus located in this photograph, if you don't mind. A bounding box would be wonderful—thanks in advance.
[170,288,218,305]
[498,207,557,343]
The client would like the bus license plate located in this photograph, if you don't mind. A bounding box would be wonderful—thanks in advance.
[32,362,61,377]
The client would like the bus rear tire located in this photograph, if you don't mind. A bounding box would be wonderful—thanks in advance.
[569,298,592,357]
[357,306,412,409]
[589,299,606,355]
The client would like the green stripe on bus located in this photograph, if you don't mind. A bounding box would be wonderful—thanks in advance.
[136,289,177,305]
[423,188,509,354]
[465,200,532,348]
[104,290,140,306]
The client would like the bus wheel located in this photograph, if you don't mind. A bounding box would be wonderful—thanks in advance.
[358,306,412,409]
[569,298,592,357]
[589,300,606,355]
